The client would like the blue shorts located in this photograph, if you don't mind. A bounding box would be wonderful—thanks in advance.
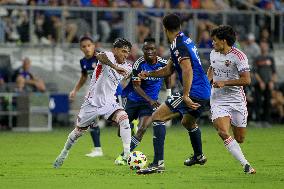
[125,99,154,122]
[165,92,209,118]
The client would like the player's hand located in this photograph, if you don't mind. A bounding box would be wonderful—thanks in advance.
[183,96,200,110]
[268,81,274,90]
[69,90,76,101]
[213,81,225,88]
[114,65,128,76]
[138,71,150,79]
[259,81,266,90]
[149,100,160,109]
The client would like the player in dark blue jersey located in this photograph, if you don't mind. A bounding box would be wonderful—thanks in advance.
[137,14,211,174]
[114,37,171,165]
[69,36,104,157]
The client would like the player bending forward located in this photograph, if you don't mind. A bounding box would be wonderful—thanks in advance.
[207,25,256,174]
[53,38,132,168]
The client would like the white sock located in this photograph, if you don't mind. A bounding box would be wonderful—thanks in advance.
[62,128,84,153]
[224,136,249,166]
[116,112,131,156]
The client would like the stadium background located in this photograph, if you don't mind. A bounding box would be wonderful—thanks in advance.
[0,1,284,188]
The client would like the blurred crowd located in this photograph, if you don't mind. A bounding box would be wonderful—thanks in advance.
[0,0,283,44]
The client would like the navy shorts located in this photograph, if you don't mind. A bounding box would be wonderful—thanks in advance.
[165,92,210,118]
[125,99,154,122]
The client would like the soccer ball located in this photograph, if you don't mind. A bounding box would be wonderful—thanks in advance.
[127,151,147,170]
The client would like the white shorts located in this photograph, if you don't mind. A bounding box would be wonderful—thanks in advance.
[77,100,123,128]
[210,103,248,128]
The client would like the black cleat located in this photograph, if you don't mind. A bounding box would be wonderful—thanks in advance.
[136,162,165,175]
[244,164,256,174]
[184,154,207,166]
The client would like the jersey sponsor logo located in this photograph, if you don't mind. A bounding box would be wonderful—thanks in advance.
[225,60,232,67]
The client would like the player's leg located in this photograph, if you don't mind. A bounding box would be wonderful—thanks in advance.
[53,102,98,168]
[86,121,103,157]
[137,103,179,174]
[182,114,207,166]
[112,109,132,159]
[231,111,256,174]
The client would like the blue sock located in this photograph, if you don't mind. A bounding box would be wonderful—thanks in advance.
[152,121,166,164]
[90,126,101,147]
[188,127,202,157]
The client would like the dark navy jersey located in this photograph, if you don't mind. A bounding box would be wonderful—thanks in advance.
[80,55,98,79]
[127,56,167,102]
[170,32,211,100]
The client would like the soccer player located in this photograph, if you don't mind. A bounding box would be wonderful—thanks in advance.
[53,38,133,168]
[137,14,211,174]
[207,25,256,174]
[114,37,171,165]
[69,36,104,157]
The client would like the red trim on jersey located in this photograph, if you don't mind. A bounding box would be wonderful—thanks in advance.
[95,64,103,81]
[230,48,245,61]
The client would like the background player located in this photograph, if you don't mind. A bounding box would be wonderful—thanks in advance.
[137,14,211,174]
[69,36,104,157]
[207,25,256,174]
[53,38,132,168]
[114,37,171,165]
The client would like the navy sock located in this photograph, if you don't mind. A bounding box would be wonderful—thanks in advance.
[188,127,202,157]
[90,126,101,147]
[153,121,166,164]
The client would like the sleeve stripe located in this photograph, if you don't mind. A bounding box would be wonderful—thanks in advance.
[133,57,144,70]
[178,57,190,64]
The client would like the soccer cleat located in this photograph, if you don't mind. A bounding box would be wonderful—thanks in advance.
[114,155,127,165]
[136,161,165,175]
[85,148,103,157]
[53,150,69,168]
[244,164,256,174]
[184,154,207,166]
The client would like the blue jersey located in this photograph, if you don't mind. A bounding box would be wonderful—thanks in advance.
[170,32,210,100]
[127,56,167,102]
[80,55,98,79]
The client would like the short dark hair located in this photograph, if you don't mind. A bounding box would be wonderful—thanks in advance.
[79,35,94,44]
[113,38,132,50]
[162,14,181,32]
[144,37,155,44]
[210,25,236,46]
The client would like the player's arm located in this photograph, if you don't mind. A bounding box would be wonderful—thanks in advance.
[213,71,251,88]
[69,72,88,100]
[132,67,160,108]
[138,59,174,79]
[96,52,128,76]
[207,66,213,84]
[164,75,172,97]
[180,59,200,110]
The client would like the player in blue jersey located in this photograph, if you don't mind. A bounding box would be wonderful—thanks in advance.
[136,14,211,174]
[69,36,104,157]
[114,37,171,165]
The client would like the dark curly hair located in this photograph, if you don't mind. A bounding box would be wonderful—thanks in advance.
[210,25,236,46]
[162,14,181,32]
[113,38,132,50]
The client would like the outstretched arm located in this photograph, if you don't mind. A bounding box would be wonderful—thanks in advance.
[96,53,128,76]
[69,73,88,100]
[139,59,174,79]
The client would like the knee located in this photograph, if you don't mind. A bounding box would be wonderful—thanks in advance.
[217,129,230,140]
[181,118,195,129]
[115,111,129,128]
[235,135,245,143]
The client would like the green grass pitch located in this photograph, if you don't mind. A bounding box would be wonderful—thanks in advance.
[0,125,284,189]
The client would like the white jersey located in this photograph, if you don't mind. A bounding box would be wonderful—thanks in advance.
[210,47,249,104]
[86,51,132,107]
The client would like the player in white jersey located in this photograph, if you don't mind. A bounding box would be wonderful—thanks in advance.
[207,25,256,174]
[53,38,133,168]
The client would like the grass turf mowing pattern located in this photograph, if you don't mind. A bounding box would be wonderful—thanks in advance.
[0,126,284,189]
